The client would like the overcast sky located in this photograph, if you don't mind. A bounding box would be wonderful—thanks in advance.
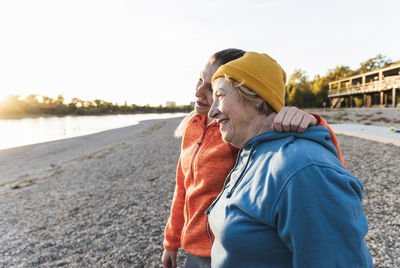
[1,0,399,106]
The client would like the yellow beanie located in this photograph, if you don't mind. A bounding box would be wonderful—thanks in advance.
[212,51,286,112]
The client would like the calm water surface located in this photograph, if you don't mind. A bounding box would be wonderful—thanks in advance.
[0,113,186,150]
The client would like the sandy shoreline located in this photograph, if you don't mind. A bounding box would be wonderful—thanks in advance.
[309,107,400,147]
[0,110,399,267]
[306,107,400,128]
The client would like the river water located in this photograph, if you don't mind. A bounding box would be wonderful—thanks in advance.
[1,114,399,151]
[0,113,186,151]
[331,123,400,147]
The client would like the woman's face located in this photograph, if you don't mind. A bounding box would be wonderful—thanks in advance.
[194,61,219,115]
[208,78,261,148]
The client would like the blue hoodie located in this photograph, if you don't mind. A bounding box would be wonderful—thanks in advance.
[206,126,373,268]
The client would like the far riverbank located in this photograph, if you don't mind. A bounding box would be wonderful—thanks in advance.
[0,113,186,150]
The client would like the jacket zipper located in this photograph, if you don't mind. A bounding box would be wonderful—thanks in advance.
[182,120,217,238]
[204,148,242,244]
[204,144,256,244]
[204,151,240,216]
[225,148,253,198]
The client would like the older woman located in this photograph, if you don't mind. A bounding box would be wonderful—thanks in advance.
[162,49,347,268]
[206,52,373,267]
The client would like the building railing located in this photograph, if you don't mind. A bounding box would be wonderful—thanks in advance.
[328,76,400,97]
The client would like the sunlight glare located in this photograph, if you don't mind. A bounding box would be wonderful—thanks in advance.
[0,94,7,103]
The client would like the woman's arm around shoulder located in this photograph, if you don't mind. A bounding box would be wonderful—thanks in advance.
[272,107,347,168]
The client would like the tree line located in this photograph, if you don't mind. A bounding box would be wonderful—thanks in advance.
[0,94,193,118]
[286,54,395,108]
[0,54,396,117]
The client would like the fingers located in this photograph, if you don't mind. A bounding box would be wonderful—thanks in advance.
[274,107,318,133]
[275,107,298,132]
[162,250,177,268]
[290,112,304,132]
[170,254,176,268]
[162,258,169,268]
[309,115,318,126]
[297,113,318,132]
[273,107,288,132]
[162,251,171,268]
[162,257,175,268]
[297,115,309,132]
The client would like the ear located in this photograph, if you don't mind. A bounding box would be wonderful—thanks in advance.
[255,101,263,110]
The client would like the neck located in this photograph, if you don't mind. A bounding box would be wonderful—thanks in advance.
[235,112,276,148]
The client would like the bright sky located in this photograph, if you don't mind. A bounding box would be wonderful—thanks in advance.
[0,0,399,106]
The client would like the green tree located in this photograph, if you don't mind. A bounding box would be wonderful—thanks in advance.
[357,54,392,73]
[311,75,330,107]
[286,69,315,107]
[56,94,64,105]
[42,96,56,105]
[71,97,84,107]
[326,65,355,81]
[84,100,94,108]
[94,99,103,107]
[24,94,39,105]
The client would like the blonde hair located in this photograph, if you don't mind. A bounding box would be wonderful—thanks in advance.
[174,110,198,138]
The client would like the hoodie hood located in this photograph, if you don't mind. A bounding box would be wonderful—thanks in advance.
[243,126,339,158]
[206,126,341,216]
[217,126,340,200]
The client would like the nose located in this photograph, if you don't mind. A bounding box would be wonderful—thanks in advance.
[195,88,202,98]
[208,99,219,119]
[195,82,207,98]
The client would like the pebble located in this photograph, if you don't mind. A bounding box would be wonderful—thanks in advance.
[0,117,398,267]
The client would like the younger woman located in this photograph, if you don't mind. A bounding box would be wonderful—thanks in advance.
[162,49,346,268]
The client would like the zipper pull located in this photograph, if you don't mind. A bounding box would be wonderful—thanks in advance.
[206,220,213,245]
[205,204,213,215]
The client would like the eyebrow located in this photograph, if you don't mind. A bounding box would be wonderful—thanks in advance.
[199,74,212,87]
[214,87,224,94]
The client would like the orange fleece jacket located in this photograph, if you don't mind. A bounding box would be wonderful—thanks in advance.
[163,113,346,257]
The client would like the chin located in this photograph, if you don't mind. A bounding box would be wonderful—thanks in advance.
[195,105,210,115]
[221,132,233,144]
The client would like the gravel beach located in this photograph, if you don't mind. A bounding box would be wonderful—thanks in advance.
[0,114,399,267]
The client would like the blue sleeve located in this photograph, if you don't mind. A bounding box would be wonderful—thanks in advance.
[273,164,373,268]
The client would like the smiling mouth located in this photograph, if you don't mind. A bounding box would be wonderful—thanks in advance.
[218,118,229,125]
[196,101,209,107]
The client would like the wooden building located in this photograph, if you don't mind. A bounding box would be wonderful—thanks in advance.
[328,63,400,108]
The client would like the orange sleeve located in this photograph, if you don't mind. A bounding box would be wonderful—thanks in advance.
[163,157,186,251]
[310,113,347,169]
